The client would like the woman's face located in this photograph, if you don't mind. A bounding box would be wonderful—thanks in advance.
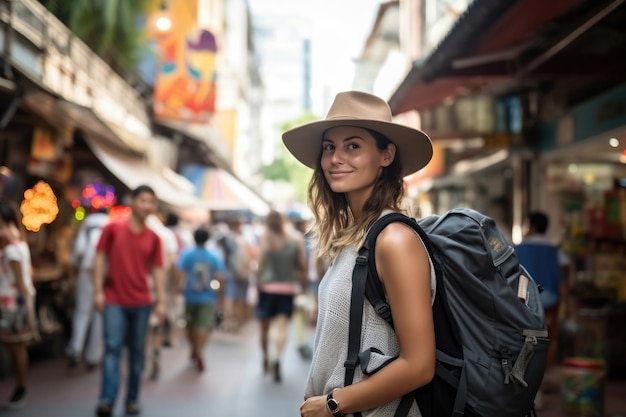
[320,126,394,200]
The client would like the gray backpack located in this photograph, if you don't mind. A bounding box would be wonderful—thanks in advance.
[345,209,548,417]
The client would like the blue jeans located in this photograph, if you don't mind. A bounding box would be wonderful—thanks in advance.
[100,304,152,406]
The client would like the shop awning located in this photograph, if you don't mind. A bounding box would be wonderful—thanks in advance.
[154,118,233,173]
[84,135,208,212]
[390,0,626,114]
[20,91,148,154]
[181,164,271,216]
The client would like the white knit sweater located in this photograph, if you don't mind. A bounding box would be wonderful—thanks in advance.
[304,225,436,417]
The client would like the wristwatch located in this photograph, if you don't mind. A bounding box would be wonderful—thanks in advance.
[326,389,345,416]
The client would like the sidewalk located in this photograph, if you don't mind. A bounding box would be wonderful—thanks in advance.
[0,319,314,417]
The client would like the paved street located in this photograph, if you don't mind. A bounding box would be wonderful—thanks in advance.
[1,315,626,417]
[0,316,313,417]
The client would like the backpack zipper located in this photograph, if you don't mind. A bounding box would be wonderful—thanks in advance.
[499,345,512,384]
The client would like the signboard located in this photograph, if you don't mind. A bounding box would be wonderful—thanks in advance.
[152,1,218,122]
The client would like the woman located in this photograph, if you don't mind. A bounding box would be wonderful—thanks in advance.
[0,202,38,409]
[283,91,436,417]
[256,210,307,383]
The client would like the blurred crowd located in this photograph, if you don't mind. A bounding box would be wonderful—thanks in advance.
[0,186,326,413]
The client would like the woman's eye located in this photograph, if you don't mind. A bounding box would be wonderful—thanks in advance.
[347,143,359,150]
[322,143,335,151]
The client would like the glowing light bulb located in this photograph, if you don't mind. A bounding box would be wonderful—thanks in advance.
[156,16,172,32]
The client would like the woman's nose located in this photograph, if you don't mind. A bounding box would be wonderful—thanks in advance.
[330,149,344,164]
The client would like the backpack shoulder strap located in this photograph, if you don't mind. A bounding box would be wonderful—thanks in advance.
[362,212,434,330]
[345,212,435,417]
[345,214,432,379]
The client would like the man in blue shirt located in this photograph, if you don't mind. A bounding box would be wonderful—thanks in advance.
[176,228,224,372]
[515,212,570,371]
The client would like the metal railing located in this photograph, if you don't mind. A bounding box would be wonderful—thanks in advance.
[0,0,151,145]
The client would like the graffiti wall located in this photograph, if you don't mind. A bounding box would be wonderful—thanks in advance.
[149,2,218,122]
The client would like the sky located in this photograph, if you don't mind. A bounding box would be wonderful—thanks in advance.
[248,0,384,114]
[306,0,383,84]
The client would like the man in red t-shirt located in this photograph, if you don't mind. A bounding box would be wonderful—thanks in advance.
[92,185,165,417]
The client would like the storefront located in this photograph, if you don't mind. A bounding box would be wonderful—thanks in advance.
[0,88,210,357]
[403,91,531,244]
[537,84,626,377]
[0,109,78,356]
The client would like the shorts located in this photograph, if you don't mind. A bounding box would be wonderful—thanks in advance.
[226,278,249,302]
[0,307,33,343]
[185,303,216,330]
[256,292,295,320]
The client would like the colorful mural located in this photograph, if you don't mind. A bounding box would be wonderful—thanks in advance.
[151,3,218,122]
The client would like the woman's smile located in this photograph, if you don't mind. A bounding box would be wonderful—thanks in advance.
[328,170,353,178]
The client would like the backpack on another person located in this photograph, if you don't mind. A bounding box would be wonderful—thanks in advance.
[219,234,250,282]
[345,208,548,417]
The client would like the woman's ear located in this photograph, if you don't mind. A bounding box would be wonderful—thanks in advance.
[381,143,396,168]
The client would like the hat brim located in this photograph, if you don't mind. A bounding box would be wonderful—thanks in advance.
[282,119,433,177]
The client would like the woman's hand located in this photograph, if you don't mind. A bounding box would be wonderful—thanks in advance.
[300,395,329,417]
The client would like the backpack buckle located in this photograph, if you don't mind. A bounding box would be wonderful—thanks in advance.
[375,303,392,322]
[344,359,357,370]
[355,255,368,266]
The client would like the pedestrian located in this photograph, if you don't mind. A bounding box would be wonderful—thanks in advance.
[162,212,194,344]
[287,211,315,359]
[165,211,194,251]
[176,227,224,372]
[66,207,109,370]
[283,91,436,417]
[92,185,166,417]
[514,211,571,405]
[0,202,38,409]
[223,217,253,332]
[145,212,179,380]
[256,210,307,383]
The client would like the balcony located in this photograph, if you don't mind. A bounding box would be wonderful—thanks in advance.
[0,0,150,152]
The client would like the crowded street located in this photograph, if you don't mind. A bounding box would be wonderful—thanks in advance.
[0,319,313,417]
[2,0,626,416]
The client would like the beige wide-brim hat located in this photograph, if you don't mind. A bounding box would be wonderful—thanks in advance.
[282,91,433,177]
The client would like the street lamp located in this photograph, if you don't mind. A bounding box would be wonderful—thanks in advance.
[156,16,172,31]
[155,1,172,32]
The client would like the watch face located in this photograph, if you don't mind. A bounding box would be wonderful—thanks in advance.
[328,398,339,412]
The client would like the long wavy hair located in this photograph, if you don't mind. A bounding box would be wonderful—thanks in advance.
[307,128,409,259]
[262,210,289,251]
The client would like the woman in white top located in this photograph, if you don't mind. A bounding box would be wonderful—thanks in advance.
[283,91,436,417]
[0,202,38,409]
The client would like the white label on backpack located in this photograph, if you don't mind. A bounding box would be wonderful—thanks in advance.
[518,274,529,304]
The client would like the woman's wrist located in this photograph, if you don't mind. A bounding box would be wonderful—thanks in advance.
[326,388,346,416]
